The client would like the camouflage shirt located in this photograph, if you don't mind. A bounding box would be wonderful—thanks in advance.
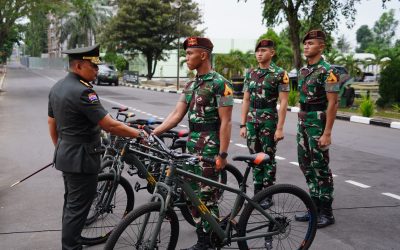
[243,63,290,123]
[298,58,340,105]
[179,71,234,124]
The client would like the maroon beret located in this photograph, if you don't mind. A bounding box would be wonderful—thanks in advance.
[255,39,275,51]
[183,37,213,52]
[303,30,326,43]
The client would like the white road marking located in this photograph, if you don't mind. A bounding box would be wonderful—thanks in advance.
[382,193,400,200]
[345,180,370,188]
[159,117,165,120]
[275,156,285,160]
[179,125,188,128]
[234,143,247,148]
[289,162,299,166]
[332,174,337,177]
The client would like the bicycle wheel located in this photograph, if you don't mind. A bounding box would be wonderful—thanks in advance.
[179,163,245,226]
[237,184,317,250]
[99,159,115,173]
[80,173,135,245]
[104,202,179,250]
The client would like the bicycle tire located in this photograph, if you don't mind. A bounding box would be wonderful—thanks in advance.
[104,202,179,250]
[99,159,115,173]
[237,184,317,250]
[179,163,245,227]
[80,173,135,246]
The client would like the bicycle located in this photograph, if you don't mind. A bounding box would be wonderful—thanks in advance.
[104,127,318,249]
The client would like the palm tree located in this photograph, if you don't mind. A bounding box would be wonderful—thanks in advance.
[59,0,111,49]
[337,54,362,77]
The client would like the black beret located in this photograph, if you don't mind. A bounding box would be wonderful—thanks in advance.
[62,44,102,64]
[255,39,275,51]
[303,30,326,43]
[183,37,213,52]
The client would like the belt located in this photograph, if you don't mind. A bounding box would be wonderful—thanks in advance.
[189,122,219,132]
[250,100,276,109]
[60,134,100,144]
[300,103,327,112]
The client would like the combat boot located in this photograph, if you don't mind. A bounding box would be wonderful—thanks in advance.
[181,228,214,250]
[254,185,274,209]
[295,197,319,222]
[317,200,335,228]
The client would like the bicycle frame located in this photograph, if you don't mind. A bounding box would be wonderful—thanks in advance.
[125,150,285,248]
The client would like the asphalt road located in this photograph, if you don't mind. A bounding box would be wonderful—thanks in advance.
[0,63,399,250]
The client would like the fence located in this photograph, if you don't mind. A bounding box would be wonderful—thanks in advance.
[20,56,67,70]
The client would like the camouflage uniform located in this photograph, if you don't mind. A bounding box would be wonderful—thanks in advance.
[297,58,340,202]
[179,71,233,232]
[243,63,289,191]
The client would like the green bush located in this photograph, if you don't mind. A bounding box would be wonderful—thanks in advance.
[379,57,400,104]
[376,97,388,108]
[288,88,298,107]
[392,103,400,113]
[359,95,375,117]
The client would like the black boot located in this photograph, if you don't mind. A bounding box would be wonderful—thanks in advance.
[254,185,274,209]
[182,228,214,250]
[317,200,335,228]
[295,197,319,222]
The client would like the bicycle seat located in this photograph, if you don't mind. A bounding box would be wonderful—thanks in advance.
[171,138,187,150]
[232,153,270,165]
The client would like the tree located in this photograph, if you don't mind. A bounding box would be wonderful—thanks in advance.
[336,54,362,77]
[372,9,399,49]
[379,56,400,105]
[25,8,50,57]
[100,0,202,80]
[324,48,341,65]
[356,25,374,52]
[58,0,111,49]
[258,28,293,70]
[214,50,255,79]
[336,35,351,53]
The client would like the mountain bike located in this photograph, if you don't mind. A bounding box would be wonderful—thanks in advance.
[104,127,318,249]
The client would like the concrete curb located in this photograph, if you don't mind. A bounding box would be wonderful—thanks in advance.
[120,81,400,130]
[0,68,6,92]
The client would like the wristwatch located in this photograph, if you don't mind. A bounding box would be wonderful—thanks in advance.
[240,124,246,128]
[219,152,228,159]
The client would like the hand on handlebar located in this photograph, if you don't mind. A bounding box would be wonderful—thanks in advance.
[216,156,227,171]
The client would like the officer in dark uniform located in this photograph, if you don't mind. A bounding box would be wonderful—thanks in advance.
[48,44,145,250]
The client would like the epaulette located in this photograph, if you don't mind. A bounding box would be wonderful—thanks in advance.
[80,79,93,89]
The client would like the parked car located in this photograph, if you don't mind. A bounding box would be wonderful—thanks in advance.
[95,64,119,86]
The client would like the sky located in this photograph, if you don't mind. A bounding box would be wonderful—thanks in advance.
[194,0,400,50]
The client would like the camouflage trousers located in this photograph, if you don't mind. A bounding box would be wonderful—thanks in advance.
[185,131,220,232]
[246,120,277,190]
[297,111,334,202]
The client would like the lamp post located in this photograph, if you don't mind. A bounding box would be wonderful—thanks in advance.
[170,0,182,91]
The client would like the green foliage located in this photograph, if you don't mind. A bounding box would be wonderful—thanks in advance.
[359,95,375,117]
[114,56,128,72]
[356,25,374,53]
[258,28,293,70]
[214,50,255,79]
[58,0,111,49]
[25,8,49,57]
[288,87,298,107]
[100,0,202,80]
[336,54,362,77]
[376,97,388,108]
[103,52,118,64]
[379,56,400,104]
[392,103,400,113]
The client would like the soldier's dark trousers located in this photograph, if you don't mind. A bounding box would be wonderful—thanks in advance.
[62,173,97,250]
[246,121,277,189]
[297,111,334,202]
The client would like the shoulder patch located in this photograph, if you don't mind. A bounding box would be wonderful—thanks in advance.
[223,83,233,96]
[283,71,289,84]
[88,92,98,102]
[326,71,338,84]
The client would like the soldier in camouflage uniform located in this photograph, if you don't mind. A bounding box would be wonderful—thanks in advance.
[294,30,340,228]
[240,39,289,208]
[153,37,233,250]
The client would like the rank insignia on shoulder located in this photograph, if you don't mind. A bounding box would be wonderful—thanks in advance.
[88,93,98,102]
[80,80,92,88]
[223,83,233,96]
[283,72,289,84]
[326,71,338,84]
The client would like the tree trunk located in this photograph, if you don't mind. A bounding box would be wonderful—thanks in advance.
[146,52,153,80]
[286,8,303,70]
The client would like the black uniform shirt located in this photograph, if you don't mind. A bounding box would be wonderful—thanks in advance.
[48,72,108,173]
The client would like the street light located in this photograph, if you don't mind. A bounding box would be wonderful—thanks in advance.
[170,0,182,91]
